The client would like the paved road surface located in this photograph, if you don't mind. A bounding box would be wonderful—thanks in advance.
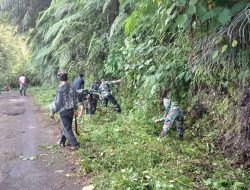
[0,92,81,190]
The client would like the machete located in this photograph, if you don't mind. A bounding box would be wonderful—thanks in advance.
[74,114,80,136]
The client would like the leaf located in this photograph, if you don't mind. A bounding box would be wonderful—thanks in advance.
[148,65,156,73]
[65,173,73,177]
[176,14,188,28]
[201,10,216,21]
[230,2,248,15]
[144,59,153,65]
[204,178,212,186]
[151,84,157,95]
[55,170,64,173]
[189,0,198,5]
[196,4,207,18]
[102,0,113,13]
[165,17,172,26]
[177,72,186,79]
[166,4,176,15]
[221,45,228,53]
[82,185,95,190]
[187,5,196,15]
[218,8,232,25]
[233,181,246,189]
[232,40,238,47]
[176,0,186,6]
[212,50,219,60]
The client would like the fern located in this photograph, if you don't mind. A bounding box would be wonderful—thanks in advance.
[200,10,216,21]
[230,1,248,15]
[0,0,51,31]
[124,10,140,36]
[217,8,232,25]
[44,12,81,43]
[54,2,74,19]
[102,0,113,13]
[109,12,127,41]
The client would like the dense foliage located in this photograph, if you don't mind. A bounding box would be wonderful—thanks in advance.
[27,0,250,96]
[0,18,28,86]
[0,0,51,32]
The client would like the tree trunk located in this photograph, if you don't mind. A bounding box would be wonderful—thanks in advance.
[107,0,120,25]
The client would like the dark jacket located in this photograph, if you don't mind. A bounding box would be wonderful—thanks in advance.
[52,83,78,114]
[73,77,85,90]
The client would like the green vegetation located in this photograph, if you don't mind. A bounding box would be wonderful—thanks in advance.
[1,0,250,189]
[0,0,51,32]
[31,86,250,189]
[0,18,29,85]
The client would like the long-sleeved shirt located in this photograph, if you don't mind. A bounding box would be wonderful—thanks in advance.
[52,83,78,114]
[98,81,113,98]
[158,98,179,122]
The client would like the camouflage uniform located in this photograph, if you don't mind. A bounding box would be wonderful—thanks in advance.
[88,81,101,114]
[76,89,91,114]
[76,89,89,104]
[99,81,121,113]
[158,98,184,138]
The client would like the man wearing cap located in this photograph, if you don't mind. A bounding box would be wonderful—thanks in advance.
[50,72,79,150]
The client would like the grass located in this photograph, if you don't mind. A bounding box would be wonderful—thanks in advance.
[30,86,250,190]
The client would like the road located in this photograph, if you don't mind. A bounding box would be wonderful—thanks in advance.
[0,91,82,190]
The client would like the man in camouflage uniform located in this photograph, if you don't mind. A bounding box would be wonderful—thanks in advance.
[88,80,101,114]
[50,72,79,150]
[99,79,121,113]
[77,89,91,118]
[155,93,184,139]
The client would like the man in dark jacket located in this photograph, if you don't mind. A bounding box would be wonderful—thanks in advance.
[73,74,85,90]
[73,74,85,118]
[50,72,79,150]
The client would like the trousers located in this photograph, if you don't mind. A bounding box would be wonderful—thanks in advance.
[59,109,78,146]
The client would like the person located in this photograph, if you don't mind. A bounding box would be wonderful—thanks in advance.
[50,72,79,151]
[86,80,101,115]
[18,74,28,96]
[4,83,11,91]
[76,88,90,117]
[77,80,101,116]
[73,74,86,117]
[155,91,184,139]
[99,79,121,113]
[73,74,85,90]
